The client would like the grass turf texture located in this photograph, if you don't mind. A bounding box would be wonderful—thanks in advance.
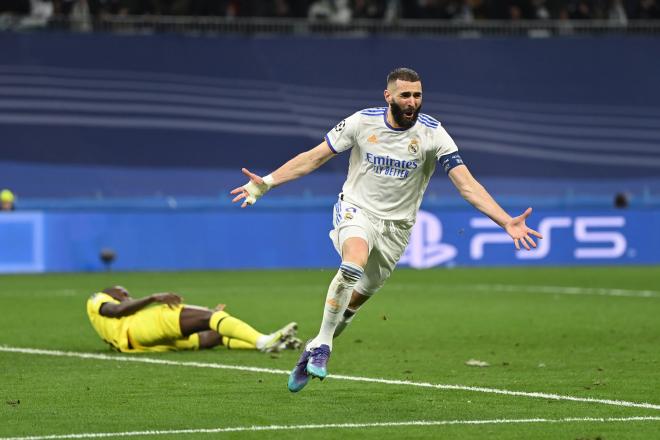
[1,267,659,439]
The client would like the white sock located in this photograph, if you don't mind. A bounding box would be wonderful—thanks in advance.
[308,262,363,351]
[255,334,270,350]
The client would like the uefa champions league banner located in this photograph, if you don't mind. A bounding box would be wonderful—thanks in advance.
[0,208,658,273]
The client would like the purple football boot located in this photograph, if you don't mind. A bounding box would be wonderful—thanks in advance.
[306,344,331,380]
[287,348,312,392]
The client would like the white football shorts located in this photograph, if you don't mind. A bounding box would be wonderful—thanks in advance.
[329,196,413,296]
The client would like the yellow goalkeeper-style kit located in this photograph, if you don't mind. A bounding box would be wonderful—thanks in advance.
[86,292,199,352]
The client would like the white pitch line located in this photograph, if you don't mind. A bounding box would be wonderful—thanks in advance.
[2,346,660,411]
[2,417,660,440]
[463,284,660,298]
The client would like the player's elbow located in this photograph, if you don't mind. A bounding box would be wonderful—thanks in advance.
[456,182,476,200]
[298,151,327,175]
[310,155,328,170]
[99,303,123,318]
[452,173,482,201]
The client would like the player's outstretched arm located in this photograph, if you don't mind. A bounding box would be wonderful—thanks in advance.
[448,165,543,250]
[230,141,335,208]
[100,293,183,318]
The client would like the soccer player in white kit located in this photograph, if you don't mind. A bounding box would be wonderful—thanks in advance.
[231,68,543,393]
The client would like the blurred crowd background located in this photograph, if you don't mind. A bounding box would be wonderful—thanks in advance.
[1,0,658,22]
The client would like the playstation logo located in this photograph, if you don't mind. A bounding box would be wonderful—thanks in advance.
[401,211,457,269]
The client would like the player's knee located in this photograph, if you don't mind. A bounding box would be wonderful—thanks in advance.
[339,261,364,285]
[197,331,221,349]
[341,237,369,267]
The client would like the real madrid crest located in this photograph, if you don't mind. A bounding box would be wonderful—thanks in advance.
[408,139,419,155]
[344,212,354,220]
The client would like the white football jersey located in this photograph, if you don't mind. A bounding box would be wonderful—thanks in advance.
[325,107,459,222]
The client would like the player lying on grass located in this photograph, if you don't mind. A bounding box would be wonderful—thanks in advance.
[231,67,542,392]
[86,285,301,353]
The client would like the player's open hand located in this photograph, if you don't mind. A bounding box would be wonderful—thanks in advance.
[504,207,543,251]
[230,168,271,208]
[150,292,183,308]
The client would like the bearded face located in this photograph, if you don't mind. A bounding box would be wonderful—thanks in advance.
[385,79,423,129]
[390,99,422,128]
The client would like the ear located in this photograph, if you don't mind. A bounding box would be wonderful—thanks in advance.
[384,89,391,104]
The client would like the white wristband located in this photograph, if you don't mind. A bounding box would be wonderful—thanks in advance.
[263,174,275,189]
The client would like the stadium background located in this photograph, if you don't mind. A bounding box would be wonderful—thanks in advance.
[1,2,659,272]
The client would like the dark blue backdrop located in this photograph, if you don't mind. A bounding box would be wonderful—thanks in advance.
[1,33,659,200]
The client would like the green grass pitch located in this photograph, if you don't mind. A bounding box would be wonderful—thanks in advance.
[1,266,659,439]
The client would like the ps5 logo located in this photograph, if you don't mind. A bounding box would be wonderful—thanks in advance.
[402,212,628,269]
[401,211,457,268]
[470,216,627,260]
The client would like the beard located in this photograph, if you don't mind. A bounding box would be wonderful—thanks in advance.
[390,100,421,128]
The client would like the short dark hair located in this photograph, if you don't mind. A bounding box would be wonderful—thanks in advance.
[387,67,421,86]
[103,285,128,296]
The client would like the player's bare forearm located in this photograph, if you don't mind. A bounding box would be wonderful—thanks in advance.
[100,293,181,318]
[448,165,511,227]
[465,186,511,227]
[231,142,334,208]
[100,296,155,318]
[270,141,335,187]
[449,165,542,250]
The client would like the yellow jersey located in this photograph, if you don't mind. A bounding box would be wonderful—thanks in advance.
[86,292,195,352]
[86,292,131,352]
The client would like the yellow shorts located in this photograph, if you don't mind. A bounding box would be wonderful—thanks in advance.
[125,304,200,352]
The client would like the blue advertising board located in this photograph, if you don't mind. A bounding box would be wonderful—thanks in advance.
[0,213,44,273]
[400,209,658,268]
[0,208,657,273]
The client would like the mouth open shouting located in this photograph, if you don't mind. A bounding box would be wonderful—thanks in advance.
[390,100,421,129]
